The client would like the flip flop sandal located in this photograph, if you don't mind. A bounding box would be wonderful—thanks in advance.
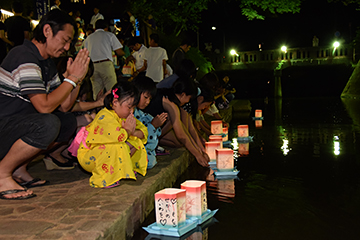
[0,188,36,200]
[19,178,49,189]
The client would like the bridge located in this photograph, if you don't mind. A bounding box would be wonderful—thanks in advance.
[212,45,354,71]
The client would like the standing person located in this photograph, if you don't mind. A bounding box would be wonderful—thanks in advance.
[0,9,90,200]
[4,1,31,50]
[89,6,104,29]
[50,0,61,10]
[171,40,191,70]
[76,81,148,188]
[144,33,168,83]
[0,10,14,64]
[126,36,147,76]
[84,19,125,100]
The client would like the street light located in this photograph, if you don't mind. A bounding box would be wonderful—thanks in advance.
[230,49,238,56]
[281,46,287,53]
[333,41,340,55]
[212,26,216,30]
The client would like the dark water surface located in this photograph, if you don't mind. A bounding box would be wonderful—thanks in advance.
[132,97,360,240]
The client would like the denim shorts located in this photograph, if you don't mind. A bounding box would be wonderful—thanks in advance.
[0,112,76,159]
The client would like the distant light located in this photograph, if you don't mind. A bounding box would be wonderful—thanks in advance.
[281,138,290,156]
[333,135,340,156]
[31,20,39,27]
[281,46,287,53]
[230,49,238,56]
[212,26,216,30]
[1,9,14,17]
[333,41,340,48]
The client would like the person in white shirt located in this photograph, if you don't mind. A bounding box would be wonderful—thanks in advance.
[89,6,104,29]
[126,37,147,75]
[84,19,125,100]
[143,33,168,83]
[50,0,61,10]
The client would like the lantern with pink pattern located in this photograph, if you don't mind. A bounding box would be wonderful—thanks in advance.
[180,180,207,218]
[237,125,249,137]
[205,142,222,160]
[255,109,262,118]
[209,135,223,143]
[155,188,186,228]
[216,148,234,171]
[211,120,223,135]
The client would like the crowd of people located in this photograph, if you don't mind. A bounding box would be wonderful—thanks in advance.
[0,4,236,199]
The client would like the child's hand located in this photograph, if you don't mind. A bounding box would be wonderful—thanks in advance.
[122,113,136,135]
[151,112,168,128]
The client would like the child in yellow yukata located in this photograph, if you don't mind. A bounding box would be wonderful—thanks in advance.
[76,81,148,188]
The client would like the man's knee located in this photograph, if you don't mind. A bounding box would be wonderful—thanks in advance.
[22,114,61,149]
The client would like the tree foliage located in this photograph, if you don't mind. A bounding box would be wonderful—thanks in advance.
[239,0,302,20]
[129,0,302,35]
[130,0,211,36]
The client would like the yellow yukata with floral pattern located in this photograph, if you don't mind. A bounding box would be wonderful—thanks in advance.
[77,108,148,188]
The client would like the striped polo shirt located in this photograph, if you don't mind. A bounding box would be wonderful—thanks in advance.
[0,40,61,118]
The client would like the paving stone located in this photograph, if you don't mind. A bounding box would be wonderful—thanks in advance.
[1,148,197,239]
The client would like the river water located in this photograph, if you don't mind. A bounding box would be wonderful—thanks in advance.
[131,96,360,240]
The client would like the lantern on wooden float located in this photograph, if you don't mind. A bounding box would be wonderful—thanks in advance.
[155,188,186,228]
[180,180,207,218]
[216,148,234,171]
[211,120,223,135]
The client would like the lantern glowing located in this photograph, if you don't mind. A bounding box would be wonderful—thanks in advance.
[155,188,186,228]
[255,109,262,118]
[237,125,249,137]
[211,120,223,135]
[180,180,207,218]
[216,148,234,171]
[209,135,223,143]
[205,141,222,160]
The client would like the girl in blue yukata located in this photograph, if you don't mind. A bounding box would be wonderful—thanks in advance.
[132,76,168,169]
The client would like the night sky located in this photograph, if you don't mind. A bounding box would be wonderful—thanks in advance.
[199,0,360,52]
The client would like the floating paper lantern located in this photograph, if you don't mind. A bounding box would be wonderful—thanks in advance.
[205,142,222,160]
[211,120,223,135]
[209,135,223,143]
[155,188,186,228]
[238,143,249,155]
[255,109,262,118]
[216,148,234,171]
[180,180,207,218]
[222,127,228,141]
[237,125,249,137]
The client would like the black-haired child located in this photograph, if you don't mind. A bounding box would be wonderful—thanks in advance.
[132,75,167,169]
[73,81,148,188]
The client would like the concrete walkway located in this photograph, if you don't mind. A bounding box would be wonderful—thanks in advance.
[0,100,242,240]
[0,148,195,240]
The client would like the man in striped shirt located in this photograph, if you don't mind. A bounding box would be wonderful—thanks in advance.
[0,10,90,200]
